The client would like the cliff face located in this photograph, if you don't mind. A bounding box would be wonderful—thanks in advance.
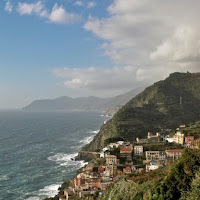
[82,72,200,152]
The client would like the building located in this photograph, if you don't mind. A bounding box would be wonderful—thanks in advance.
[145,160,162,172]
[120,147,133,158]
[164,135,174,143]
[102,147,109,152]
[60,189,75,200]
[145,151,160,161]
[136,132,161,143]
[123,167,132,174]
[159,151,166,165]
[185,136,194,148]
[104,164,117,176]
[100,151,105,158]
[144,151,166,164]
[105,155,117,165]
[75,173,86,187]
[136,138,148,144]
[85,178,101,190]
[194,138,200,149]
[134,145,143,156]
[147,132,161,142]
[98,166,105,174]
[173,131,184,145]
[179,124,186,128]
[109,143,120,148]
[117,141,124,145]
[165,149,184,159]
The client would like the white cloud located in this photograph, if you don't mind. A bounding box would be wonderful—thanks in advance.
[17,1,79,24]
[52,1,200,95]
[49,4,79,24]
[84,0,200,78]
[17,1,47,17]
[74,1,83,6]
[5,1,13,13]
[150,25,200,63]
[53,66,142,92]
[87,2,96,8]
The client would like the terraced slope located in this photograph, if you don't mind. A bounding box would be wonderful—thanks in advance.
[83,72,200,151]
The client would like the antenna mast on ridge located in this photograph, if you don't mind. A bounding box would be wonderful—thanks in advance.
[180,97,182,108]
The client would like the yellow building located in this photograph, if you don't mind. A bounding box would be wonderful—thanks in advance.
[194,138,200,149]
[173,131,184,145]
[105,155,117,165]
[145,151,160,161]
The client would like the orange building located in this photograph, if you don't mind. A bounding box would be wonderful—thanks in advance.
[165,149,184,159]
[123,167,132,174]
[185,136,194,148]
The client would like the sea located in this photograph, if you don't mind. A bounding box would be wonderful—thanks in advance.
[0,110,109,200]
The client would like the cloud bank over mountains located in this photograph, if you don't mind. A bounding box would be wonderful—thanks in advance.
[53,66,141,91]
[4,0,200,97]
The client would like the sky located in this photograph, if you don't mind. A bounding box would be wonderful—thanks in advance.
[0,0,200,109]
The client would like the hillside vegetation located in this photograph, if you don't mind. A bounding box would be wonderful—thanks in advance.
[83,72,200,151]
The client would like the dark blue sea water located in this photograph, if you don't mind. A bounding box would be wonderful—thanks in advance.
[0,110,108,200]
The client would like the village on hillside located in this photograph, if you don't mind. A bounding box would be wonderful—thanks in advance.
[59,122,200,200]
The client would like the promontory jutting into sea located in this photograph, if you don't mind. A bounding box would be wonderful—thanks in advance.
[41,72,200,200]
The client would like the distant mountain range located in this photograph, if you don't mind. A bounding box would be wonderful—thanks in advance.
[22,87,146,112]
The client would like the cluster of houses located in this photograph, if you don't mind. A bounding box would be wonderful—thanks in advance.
[59,124,200,200]
[165,124,200,149]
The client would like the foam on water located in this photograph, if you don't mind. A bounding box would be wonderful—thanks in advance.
[48,152,78,163]
[0,175,9,181]
[48,152,87,169]
[79,129,99,145]
[87,130,99,134]
[26,184,61,200]
[39,184,61,197]
[80,135,95,145]
[0,111,104,200]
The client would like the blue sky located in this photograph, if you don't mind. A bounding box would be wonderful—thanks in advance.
[0,0,112,108]
[1,0,200,108]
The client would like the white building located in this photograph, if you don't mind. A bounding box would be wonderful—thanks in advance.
[164,137,174,143]
[117,141,124,145]
[146,160,162,172]
[134,146,143,156]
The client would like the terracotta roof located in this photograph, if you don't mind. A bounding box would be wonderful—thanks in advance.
[106,155,117,158]
[166,149,184,153]
[134,146,143,148]
[120,147,133,152]
[185,136,194,138]
[123,167,131,172]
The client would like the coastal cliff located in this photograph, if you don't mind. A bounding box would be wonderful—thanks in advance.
[81,72,200,153]
[44,72,200,200]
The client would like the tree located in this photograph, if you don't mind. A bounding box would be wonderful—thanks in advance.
[181,169,200,200]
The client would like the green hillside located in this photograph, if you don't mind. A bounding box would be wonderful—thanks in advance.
[83,72,200,151]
